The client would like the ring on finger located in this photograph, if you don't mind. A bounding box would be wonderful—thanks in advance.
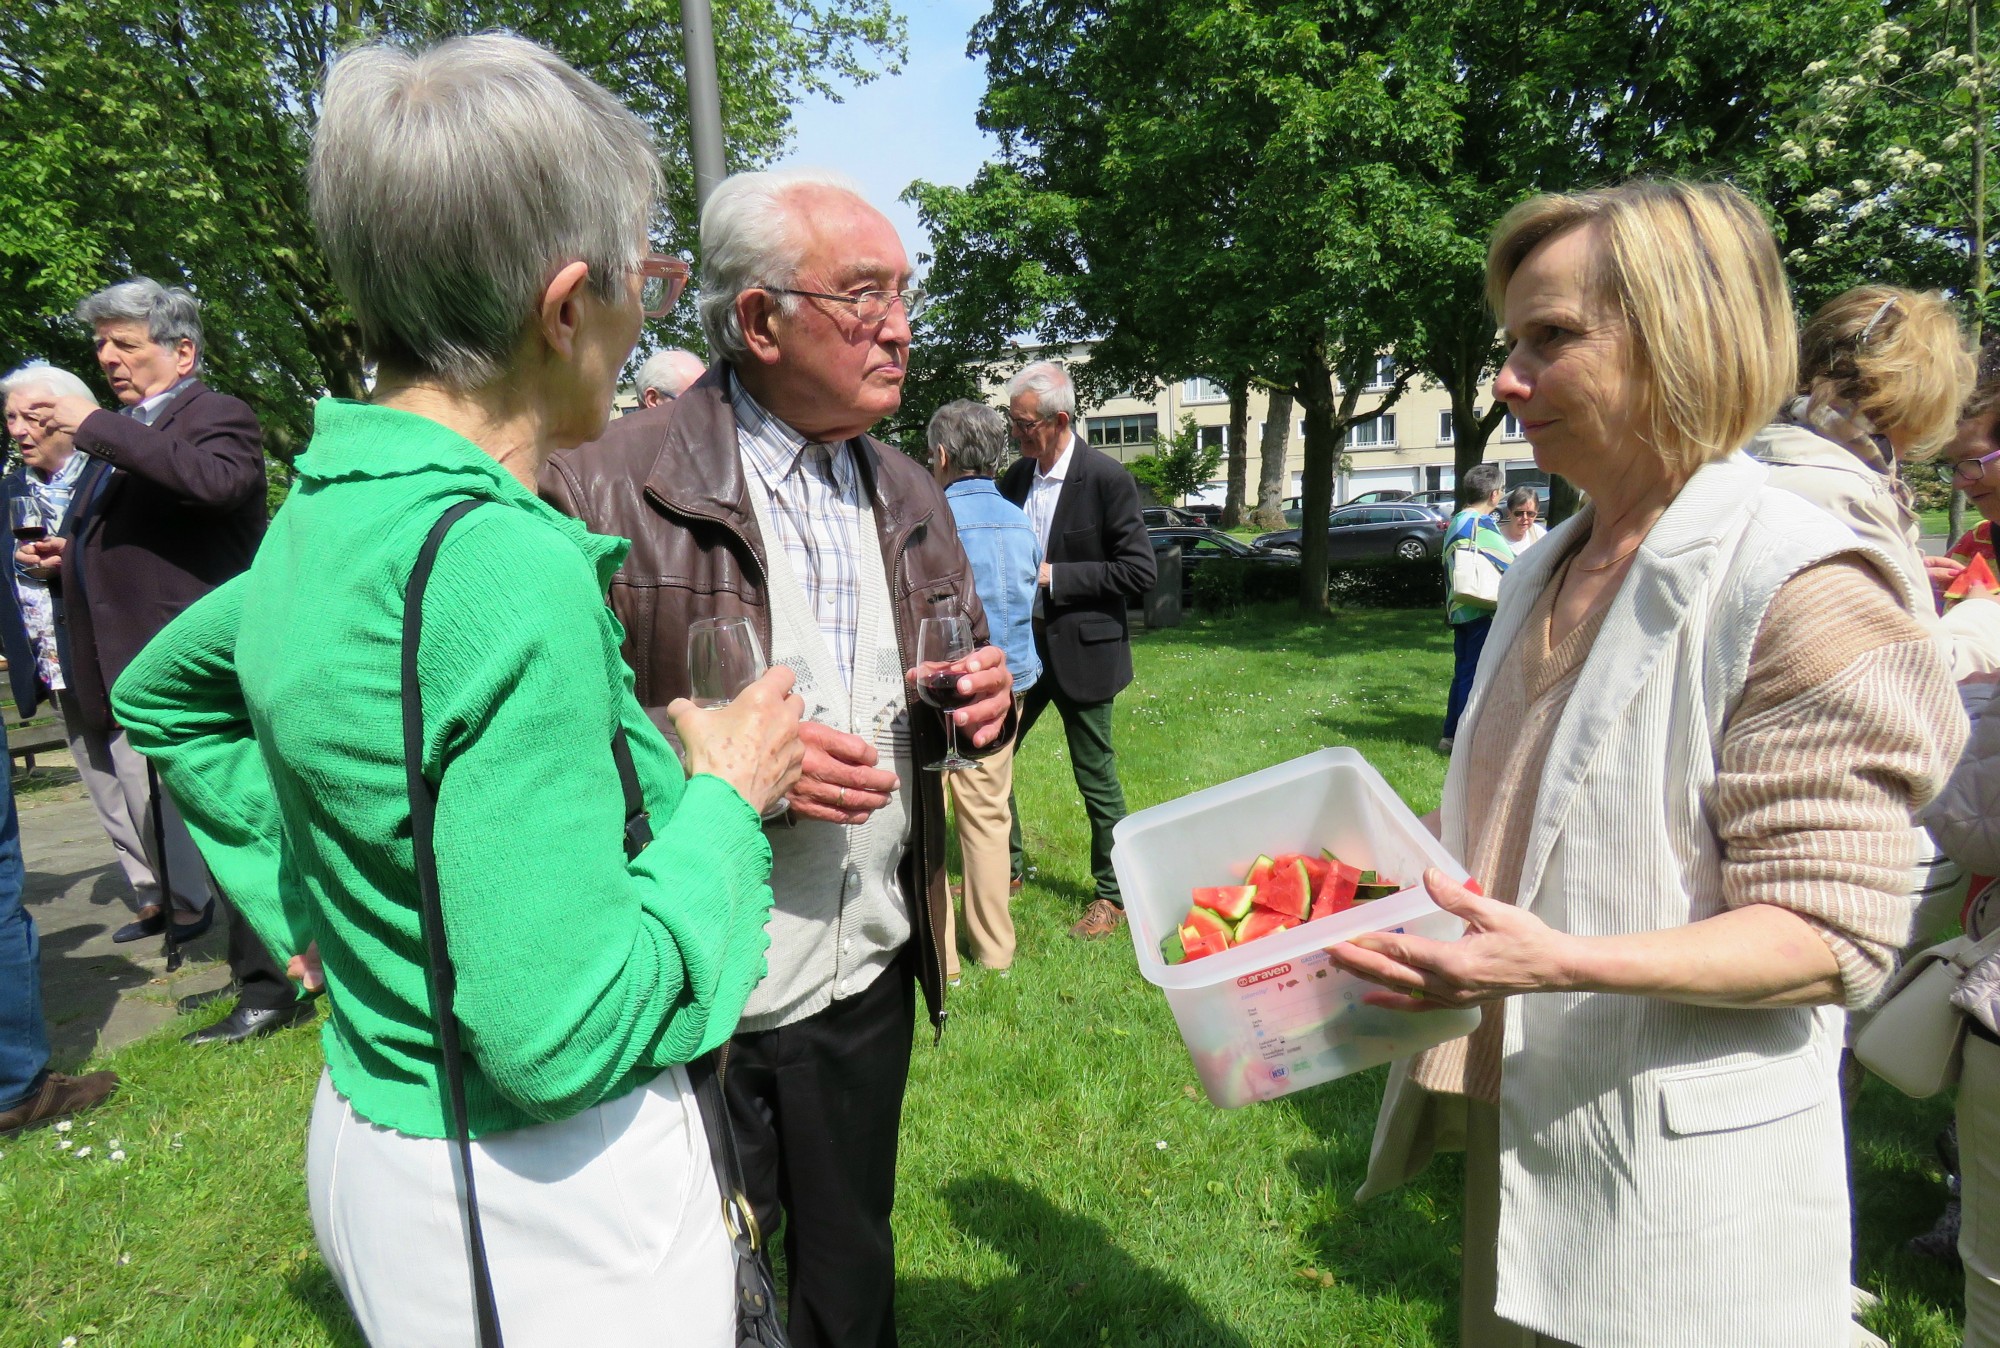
[836,786,846,808]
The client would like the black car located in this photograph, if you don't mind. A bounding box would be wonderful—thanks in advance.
[1253,503,1448,562]
[1341,488,1414,507]
[1142,505,1203,528]
[1147,527,1296,604]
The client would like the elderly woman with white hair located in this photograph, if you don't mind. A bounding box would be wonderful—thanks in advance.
[1,363,94,699]
[111,35,803,1347]
[1330,180,1967,1347]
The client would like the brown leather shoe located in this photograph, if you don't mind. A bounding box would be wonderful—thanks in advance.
[0,1070,120,1136]
[1069,898,1126,941]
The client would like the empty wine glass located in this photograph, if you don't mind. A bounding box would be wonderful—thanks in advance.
[916,615,977,771]
[687,616,767,708]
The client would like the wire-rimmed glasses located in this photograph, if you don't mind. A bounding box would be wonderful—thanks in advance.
[759,286,929,325]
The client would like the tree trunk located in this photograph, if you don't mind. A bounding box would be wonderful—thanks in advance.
[1222,374,1250,528]
[1294,349,1360,616]
[1449,371,1496,479]
[1252,389,1293,530]
[1548,475,1582,526]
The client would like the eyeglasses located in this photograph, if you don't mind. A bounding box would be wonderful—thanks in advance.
[1007,413,1053,434]
[1511,509,1539,519]
[1941,446,2000,485]
[638,254,692,318]
[761,286,928,325]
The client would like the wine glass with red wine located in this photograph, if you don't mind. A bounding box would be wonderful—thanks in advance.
[9,495,47,547]
[916,615,978,771]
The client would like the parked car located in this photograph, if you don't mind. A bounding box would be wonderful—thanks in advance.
[1253,503,1448,562]
[1405,489,1457,510]
[1341,488,1413,507]
[1142,506,1203,528]
[1146,526,1296,605]
[1183,502,1224,524]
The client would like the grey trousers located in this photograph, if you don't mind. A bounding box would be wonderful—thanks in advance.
[60,690,210,915]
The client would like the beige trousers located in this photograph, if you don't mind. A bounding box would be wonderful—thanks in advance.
[1963,1032,2000,1347]
[61,691,211,915]
[943,698,1019,978]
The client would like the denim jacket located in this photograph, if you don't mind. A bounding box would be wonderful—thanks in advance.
[945,477,1041,693]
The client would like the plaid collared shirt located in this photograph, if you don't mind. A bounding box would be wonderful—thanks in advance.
[730,372,866,688]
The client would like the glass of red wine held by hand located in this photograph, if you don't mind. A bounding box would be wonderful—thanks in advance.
[10,495,47,547]
[916,615,979,772]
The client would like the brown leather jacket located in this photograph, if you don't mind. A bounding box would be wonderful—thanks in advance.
[541,369,1004,1038]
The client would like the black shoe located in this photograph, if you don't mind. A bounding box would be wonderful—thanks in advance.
[167,903,215,944]
[177,981,241,1014]
[182,999,316,1046]
[111,909,167,943]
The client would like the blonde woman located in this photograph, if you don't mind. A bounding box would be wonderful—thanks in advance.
[1748,287,1999,665]
[1333,181,1966,1347]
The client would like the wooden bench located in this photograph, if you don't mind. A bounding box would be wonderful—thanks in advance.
[8,713,66,769]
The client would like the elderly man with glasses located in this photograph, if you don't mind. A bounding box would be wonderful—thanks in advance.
[544,166,1014,1348]
[13,279,302,1044]
[997,359,1157,940]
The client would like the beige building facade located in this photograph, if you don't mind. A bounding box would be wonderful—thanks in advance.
[996,344,1545,507]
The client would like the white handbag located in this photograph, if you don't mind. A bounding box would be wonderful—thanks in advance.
[1854,915,2000,1099]
[1446,546,1502,608]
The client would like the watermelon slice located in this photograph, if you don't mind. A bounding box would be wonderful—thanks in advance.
[1244,854,1275,887]
[1235,909,1299,944]
[1253,858,1312,921]
[1193,885,1257,923]
[1354,869,1401,902]
[1160,927,1187,964]
[1318,850,1361,907]
[1946,553,2000,607]
[1180,908,1234,960]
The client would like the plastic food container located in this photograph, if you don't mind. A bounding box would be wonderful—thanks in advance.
[1112,747,1481,1108]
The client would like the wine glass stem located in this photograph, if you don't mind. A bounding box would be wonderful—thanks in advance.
[944,710,959,764]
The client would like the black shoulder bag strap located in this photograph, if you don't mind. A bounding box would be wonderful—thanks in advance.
[403,499,504,1348]
[405,500,663,1348]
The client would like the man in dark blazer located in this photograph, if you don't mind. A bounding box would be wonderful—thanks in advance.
[20,277,302,1045]
[998,360,1157,940]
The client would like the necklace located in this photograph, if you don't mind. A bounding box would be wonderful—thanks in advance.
[1573,539,1642,573]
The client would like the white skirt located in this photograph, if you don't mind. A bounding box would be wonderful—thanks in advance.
[307,1067,733,1347]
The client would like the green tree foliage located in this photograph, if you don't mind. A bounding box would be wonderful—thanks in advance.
[0,0,906,460]
[913,0,1958,609]
[1129,413,1223,503]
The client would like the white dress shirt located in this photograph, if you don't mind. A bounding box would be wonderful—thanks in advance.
[1025,435,1075,555]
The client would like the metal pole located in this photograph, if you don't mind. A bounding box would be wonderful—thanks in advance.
[681,0,727,211]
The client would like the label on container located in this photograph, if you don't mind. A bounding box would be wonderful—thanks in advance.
[1234,931,1419,1089]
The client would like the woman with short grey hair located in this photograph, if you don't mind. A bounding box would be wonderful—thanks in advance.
[113,33,802,1347]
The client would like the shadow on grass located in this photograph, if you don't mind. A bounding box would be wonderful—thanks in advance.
[285,1265,366,1348]
[898,1176,1252,1347]
[33,920,156,1069]
[1277,1079,1462,1331]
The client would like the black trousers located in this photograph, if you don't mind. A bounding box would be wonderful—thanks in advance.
[723,951,915,1348]
[223,901,293,1011]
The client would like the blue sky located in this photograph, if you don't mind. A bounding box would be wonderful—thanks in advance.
[772,0,998,270]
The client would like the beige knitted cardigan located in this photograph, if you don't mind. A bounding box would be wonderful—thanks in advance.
[1413,546,1948,1104]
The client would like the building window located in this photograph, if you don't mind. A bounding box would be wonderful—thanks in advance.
[1181,377,1228,404]
[1500,411,1523,439]
[1349,413,1397,448]
[1365,354,1396,390]
[1085,413,1159,448]
[1199,425,1225,452]
[1438,410,1455,443]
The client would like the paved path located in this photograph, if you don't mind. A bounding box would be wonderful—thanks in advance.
[20,763,233,1069]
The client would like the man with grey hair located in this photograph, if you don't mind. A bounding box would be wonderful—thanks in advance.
[19,277,301,1044]
[633,347,708,409]
[998,358,1156,939]
[546,167,1016,1347]
[928,400,1038,979]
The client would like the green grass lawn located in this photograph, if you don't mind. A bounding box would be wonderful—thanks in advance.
[0,604,1968,1346]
